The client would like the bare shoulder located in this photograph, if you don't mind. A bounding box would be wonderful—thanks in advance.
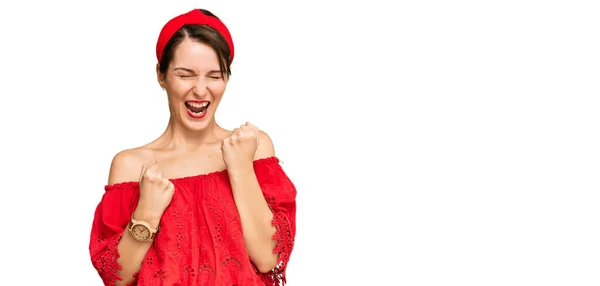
[108,147,154,185]
[254,129,276,160]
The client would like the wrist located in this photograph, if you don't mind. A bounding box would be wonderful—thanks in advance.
[226,164,255,178]
[133,206,162,229]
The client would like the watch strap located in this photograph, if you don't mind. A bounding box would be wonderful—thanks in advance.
[128,214,159,242]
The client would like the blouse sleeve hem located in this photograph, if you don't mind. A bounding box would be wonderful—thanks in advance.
[258,211,294,286]
[91,234,124,285]
[91,233,140,286]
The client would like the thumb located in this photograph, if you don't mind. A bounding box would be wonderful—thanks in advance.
[246,121,259,130]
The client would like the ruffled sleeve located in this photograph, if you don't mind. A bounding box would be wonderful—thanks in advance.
[253,157,298,286]
[89,182,140,286]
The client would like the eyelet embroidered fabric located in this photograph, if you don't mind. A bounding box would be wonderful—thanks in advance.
[89,157,296,286]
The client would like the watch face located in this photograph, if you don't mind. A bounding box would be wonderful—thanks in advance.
[132,224,151,241]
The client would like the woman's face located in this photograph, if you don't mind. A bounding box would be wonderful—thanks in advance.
[160,37,227,131]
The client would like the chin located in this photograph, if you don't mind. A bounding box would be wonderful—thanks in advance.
[179,109,214,131]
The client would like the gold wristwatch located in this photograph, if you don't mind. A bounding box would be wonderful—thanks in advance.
[127,214,159,242]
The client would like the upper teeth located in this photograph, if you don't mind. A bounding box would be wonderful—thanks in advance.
[188,102,208,108]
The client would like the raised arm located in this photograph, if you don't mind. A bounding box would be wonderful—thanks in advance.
[90,151,174,286]
[222,126,297,284]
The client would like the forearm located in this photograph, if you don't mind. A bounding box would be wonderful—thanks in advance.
[228,167,278,272]
[115,209,160,285]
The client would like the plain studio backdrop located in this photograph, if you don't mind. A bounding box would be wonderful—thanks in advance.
[0,0,599,285]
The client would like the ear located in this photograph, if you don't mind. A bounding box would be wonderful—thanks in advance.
[156,63,166,89]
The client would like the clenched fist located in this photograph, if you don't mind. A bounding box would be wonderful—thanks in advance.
[221,122,260,170]
[136,160,175,221]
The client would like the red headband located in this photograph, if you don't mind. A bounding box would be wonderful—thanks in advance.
[156,9,235,65]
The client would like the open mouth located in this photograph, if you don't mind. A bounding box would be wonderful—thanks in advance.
[185,101,210,118]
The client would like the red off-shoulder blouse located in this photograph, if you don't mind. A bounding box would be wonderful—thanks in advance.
[89,157,296,286]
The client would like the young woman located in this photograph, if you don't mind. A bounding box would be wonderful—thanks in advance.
[89,8,297,286]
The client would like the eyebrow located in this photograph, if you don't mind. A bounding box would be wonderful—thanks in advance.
[173,67,222,74]
[173,67,195,73]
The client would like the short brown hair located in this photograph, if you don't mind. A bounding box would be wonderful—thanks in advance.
[158,9,232,80]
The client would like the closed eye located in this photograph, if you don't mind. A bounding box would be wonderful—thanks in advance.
[173,67,198,79]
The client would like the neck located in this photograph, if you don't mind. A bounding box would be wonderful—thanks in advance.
[157,117,227,150]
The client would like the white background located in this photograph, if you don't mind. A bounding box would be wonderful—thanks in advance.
[1,0,599,285]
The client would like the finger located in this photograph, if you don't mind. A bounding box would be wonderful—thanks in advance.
[145,164,162,180]
[155,167,166,178]
[141,160,156,173]
[246,122,258,130]
[241,122,255,129]
[166,181,175,192]
[233,128,241,136]
[239,125,251,132]
[146,162,160,173]
[160,176,171,187]
[140,160,157,180]
[240,125,258,139]
[230,134,239,143]
[245,123,259,136]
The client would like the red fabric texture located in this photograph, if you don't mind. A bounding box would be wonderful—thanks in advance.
[89,157,296,286]
[156,9,235,64]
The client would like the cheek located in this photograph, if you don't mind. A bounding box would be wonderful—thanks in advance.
[167,80,194,96]
[208,81,227,97]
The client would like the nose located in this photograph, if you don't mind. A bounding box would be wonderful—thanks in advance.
[192,77,209,98]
